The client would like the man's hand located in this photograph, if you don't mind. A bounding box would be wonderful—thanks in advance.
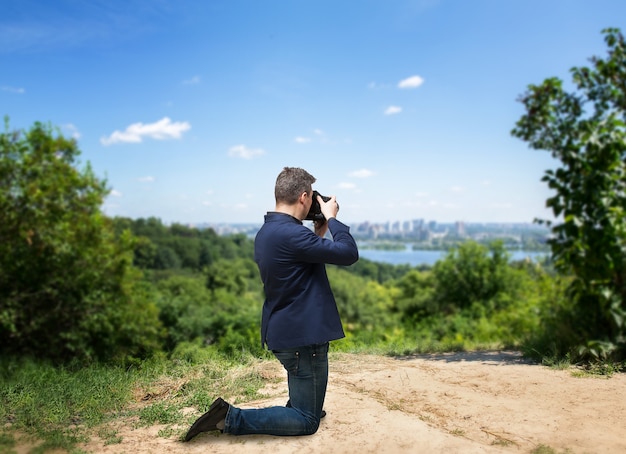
[315,195,338,237]
[314,219,328,237]
[319,195,339,221]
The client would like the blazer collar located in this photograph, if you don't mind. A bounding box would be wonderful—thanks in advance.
[265,211,303,225]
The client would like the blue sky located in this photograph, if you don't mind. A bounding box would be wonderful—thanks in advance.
[3,0,625,225]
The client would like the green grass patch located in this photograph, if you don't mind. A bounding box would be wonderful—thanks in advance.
[0,345,279,452]
[138,401,182,426]
[571,361,624,378]
[0,431,16,453]
[530,445,574,454]
[541,353,572,370]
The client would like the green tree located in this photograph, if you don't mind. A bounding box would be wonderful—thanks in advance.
[0,120,162,363]
[511,28,626,360]
[431,241,512,312]
[114,217,255,271]
[329,267,397,331]
[393,269,436,322]
[154,245,182,270]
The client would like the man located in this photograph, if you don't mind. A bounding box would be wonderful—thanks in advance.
[185,166,358,440]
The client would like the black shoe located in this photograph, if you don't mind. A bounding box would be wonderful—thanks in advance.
[285,400,326,418]
[184,397,229,442]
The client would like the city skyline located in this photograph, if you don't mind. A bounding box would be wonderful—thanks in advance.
[193,218,549,239]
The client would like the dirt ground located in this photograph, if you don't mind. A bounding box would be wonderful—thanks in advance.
[76,351,625,454]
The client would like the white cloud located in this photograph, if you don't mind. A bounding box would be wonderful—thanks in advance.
[62,123,81,139]
[183,75,201,85]
[338,182,356,189]
[109,189,122,197]
[101,117,191,146]
[138,176,155,183]
[449,186,465,193]
[202,201,212,206]
[349,168,375,178]
[398,75,424,89]
[314,129,324,135]
[295,136,311,143]
[384,105,402,115]
[368,81,391,89]
[228,144,265,159]
[1,85,25,94]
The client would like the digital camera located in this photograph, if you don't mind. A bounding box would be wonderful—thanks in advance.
[305,190,333,221]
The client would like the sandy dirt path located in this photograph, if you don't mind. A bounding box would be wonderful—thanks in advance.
[79,351,626,454]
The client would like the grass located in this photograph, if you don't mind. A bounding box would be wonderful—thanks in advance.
[571,361,624,378]
[530,445,574,454]
[539,352,625,377]
[0,432,16,453]
[0,344,278,452]
[0,357,132,452]
[541,352,573,370]
[96,427,122,446]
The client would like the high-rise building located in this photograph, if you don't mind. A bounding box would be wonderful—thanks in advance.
[455,221,466,237]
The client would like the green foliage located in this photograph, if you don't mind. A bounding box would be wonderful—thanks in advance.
[114,217,255,271]
[346,258,413,283]
[206,258,261,296]
[572,360,624,377]
[392,269,436,321]
[155,273,263,355]
[511,28,626,361]
[385,241,557,351]
[0,120,162,363]
[329,267,398,332]
[392,240,518,323]
[432,241,513,311]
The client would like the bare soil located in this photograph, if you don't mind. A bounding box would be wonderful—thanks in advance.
[76,351,626,454]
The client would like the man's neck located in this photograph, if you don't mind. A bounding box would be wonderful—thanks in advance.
[274,203,302,220]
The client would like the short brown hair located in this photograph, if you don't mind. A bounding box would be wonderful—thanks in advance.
[274,167,316,204]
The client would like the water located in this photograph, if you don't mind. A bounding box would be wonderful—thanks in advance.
[357,247,547,267]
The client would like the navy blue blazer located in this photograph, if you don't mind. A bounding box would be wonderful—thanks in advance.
[254,212,359,350]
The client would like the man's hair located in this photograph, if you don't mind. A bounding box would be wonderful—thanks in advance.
[275,167,316,204]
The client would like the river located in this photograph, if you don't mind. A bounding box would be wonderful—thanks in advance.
[357,247,548,267]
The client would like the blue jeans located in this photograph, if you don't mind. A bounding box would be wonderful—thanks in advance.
[223,342,329,436]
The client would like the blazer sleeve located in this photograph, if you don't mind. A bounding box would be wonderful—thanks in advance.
[291,218,359,266]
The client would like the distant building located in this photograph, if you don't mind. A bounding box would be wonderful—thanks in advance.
[455,221,466,237]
